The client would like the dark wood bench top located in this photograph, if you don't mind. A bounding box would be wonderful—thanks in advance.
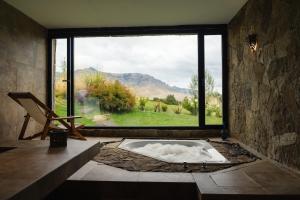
[0,139,99,200]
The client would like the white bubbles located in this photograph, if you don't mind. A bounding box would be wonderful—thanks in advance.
[133,142,227,163]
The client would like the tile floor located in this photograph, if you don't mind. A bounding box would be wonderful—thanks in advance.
[48,137,300,200]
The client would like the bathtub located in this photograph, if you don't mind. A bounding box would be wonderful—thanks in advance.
[118,139,229,164]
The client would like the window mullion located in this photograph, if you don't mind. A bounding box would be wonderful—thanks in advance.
[198,33,205,128]
[67,37,73,116]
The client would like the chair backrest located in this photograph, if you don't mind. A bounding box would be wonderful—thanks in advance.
[8,92,50,125]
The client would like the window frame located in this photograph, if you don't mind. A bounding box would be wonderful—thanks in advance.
[47,25,228,130]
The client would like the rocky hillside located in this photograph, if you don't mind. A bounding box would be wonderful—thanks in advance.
[74,67,190,100]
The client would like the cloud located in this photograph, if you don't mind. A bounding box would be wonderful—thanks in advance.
[55,34,222,92]
[72,35,199,89]
[55,39,67,70]
[205,35,223,94]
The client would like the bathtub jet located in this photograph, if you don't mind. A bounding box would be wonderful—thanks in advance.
[118,139,229,164]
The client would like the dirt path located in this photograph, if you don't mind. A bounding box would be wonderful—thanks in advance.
[93,114,116,126]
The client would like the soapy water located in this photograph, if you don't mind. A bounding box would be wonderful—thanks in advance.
[133,143,227,163]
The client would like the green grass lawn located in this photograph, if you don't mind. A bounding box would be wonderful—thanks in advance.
[54,97,222,126]
[205,115,222,125]
[54,97,67,116]
[55,97,96,125]
[111,108,197,126]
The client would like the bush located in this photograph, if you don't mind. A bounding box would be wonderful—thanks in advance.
[154,101,161,112]
[161,104,168,112]
[174,105,182,114]
[138,97,148,111]
[55,61,67,98]
[165,94,178,105]
[55,80,67,98]
[182,97,198,115]
[85,73,135,112]
[215,106,222,118]
[76,90,88,106]
[206,105,222,117]
[153,97,160,101]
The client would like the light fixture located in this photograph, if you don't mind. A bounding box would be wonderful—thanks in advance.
[247,33,257,52]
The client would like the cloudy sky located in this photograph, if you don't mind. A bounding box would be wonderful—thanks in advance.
[204,35,223,93]
[55,34,222,93]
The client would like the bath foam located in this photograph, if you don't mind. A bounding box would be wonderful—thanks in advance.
[119,139,228,163]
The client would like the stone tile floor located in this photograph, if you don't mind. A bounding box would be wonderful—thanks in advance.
[65,137,300,200]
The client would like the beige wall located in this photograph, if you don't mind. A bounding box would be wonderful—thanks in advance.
[228,0,300,171]
[0,1,47,140]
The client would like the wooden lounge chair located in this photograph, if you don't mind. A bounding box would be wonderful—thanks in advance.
[8,92,86,140]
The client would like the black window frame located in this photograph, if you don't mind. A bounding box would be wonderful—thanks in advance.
[47,25,228,130]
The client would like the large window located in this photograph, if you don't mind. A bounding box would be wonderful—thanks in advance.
[74,35,198,126]
[49,26,227,128]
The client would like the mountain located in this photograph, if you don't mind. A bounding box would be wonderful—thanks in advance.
[74,67,191,100]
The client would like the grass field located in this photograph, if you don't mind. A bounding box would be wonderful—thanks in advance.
[54,97,222,126]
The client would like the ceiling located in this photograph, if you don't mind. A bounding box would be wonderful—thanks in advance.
[4,0,248,29]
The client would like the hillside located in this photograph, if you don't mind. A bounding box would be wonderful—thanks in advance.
[74,67,190,100]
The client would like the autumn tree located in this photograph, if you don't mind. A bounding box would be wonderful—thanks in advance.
[85,72,135,112]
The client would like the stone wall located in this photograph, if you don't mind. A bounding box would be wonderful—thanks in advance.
[0,1,47,140]
[228,0,300,171]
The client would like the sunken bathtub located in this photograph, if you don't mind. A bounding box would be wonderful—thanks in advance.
[118,139,229,164]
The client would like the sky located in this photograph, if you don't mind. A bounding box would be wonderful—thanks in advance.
[55,34,222,93]
[204,35,223,94]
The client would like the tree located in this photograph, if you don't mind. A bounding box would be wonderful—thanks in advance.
[55,58,67,98]
[205,70,215,96]
[189,75,198,115]
[189,74,198,99]
[182,96,197,115]
[85,73,135,112]
[138,97,148,111]
[165,94,178,105]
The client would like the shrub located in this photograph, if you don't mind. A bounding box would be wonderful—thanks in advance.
[161,104,168,112]
[138,97,148,111]
[206,105,222,117]
[182,97,198,115]
[85,73,135,112]
[165,94,178,105]
[182,97,192,111]
[55,81,67,98]
[174,105,182,114]
[215,106,222,118]
[55,60,67,98]
[76,90,88,106]
[154,101,161,112]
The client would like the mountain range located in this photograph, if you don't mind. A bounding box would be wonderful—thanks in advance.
[73,67,191,100]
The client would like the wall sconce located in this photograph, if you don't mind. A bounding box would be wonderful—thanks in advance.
[247,34,257,52]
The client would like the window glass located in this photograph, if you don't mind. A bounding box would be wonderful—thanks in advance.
[52,39,67,117]
[204,35,223,125]
[73,35,199,126]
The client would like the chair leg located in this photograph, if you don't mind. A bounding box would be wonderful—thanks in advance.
[41,119,51,140]
[24,132,42,140]
[69,118,86,140]
[19,114,30,140]
[76,125,85,129]
[69,131,86,140]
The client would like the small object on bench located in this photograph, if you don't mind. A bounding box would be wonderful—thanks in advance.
[221,126,229,140]
[49,129,68,147]
[8,92,86,140]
